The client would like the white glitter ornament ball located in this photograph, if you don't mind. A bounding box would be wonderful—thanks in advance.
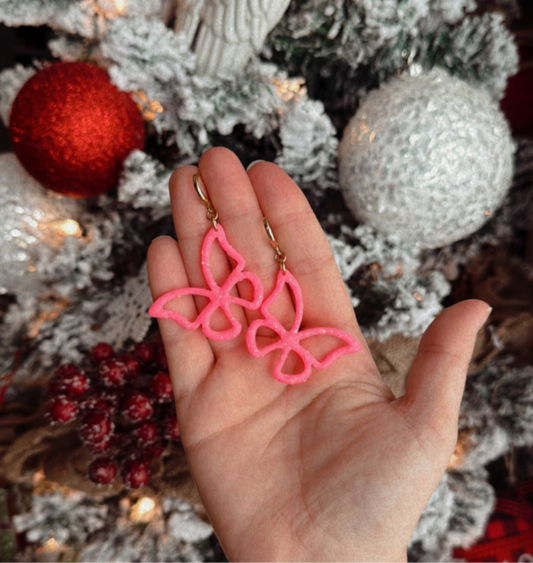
[338,68,514,249]
[0,153,83,295]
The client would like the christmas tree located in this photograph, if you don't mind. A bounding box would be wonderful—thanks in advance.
[0,0,532,561]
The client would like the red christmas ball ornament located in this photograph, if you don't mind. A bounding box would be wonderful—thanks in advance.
[9,62,145,198]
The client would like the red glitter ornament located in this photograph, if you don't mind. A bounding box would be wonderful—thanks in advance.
[9,62,145,198]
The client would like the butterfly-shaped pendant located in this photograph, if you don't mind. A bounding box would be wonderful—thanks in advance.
[246,269,361,384]
[149,224,263,341]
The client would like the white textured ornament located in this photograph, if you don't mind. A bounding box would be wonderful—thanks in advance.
[338,68,514,249]
[175,0,290,75]
[0,153,83,295]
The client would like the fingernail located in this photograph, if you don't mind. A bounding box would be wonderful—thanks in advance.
[478,305,492,330]
[246,160,265,172]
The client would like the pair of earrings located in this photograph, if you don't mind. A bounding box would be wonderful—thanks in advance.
[149,173,361,385]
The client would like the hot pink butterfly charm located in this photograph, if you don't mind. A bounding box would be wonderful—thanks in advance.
[149,224,263,341]
[246,269,361,384]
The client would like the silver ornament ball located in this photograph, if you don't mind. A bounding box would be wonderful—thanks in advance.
[338,68,514,249]
[0,153,83,295]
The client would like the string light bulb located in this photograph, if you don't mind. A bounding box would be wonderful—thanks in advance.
[130,496,156,522]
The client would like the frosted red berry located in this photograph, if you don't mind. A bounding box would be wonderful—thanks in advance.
[80,388,117,415]
[48,396,78,423]
[89,342,114,364]
[133,342,155,365]
[88,458,117,485]
[50,371,90,397]
[98,358,128,387]
[47,365,87,397]
[122,392,154,422]
[116,353,140,379]
[163,415,180,441]
[79,410,114,445]
[134,421,159,445]
[136,440,164,462]
[85,436,112,454]
[121,459,151,489]
[149,372,173,404]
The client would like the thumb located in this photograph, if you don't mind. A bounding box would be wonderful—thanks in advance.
[400,299,491,444]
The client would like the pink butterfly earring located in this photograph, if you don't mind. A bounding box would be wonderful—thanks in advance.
[246,219,362,384]
[149,173,264,341]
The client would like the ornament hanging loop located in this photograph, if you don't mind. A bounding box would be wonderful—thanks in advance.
[263,218,286,274]
[193,173,218,230]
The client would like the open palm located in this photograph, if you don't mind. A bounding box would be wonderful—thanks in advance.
[147,148,489,562]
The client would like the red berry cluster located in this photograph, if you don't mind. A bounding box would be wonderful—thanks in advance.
[46,336,180,489]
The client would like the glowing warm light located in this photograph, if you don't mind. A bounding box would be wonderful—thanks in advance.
[135,91,164,121]
[55,219,82,237]
[33,469,45,485]
[130,496,156,522]
[272,77,307,103]
[448,452,460,469]
[41,219,83,247]
[97,0,128,18]
[113,0,127,14]
[413,292,423,301]
[42,538,59,552]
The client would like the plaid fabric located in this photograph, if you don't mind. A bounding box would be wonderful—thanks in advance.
[454,479,533,562]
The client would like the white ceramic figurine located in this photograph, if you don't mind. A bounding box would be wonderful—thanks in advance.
[175,0,290,75]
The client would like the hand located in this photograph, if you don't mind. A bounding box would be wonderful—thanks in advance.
[147,147,490,562]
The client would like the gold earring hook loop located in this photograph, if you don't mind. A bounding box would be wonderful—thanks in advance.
[263,218,287,274]
[193,173,218,230]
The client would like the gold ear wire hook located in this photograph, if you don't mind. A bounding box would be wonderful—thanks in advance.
[193,173,218,230]
[263,218,287,274]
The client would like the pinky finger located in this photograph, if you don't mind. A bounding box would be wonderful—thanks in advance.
[147,236,215,404]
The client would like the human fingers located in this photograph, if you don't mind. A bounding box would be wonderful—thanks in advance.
[147,236,215,404]
[197,147,294,329]
[401,299,491,452]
